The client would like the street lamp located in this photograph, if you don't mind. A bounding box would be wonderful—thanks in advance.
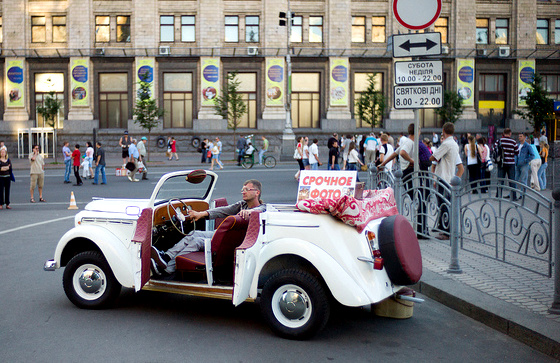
[279,7,295,158]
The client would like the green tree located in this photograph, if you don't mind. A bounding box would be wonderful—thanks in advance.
[133,73,164,162]
[435,90,464,124]
[514,73,554,133]
[36,91,63,162]
[355,74,386,131]
[213,72,248,158]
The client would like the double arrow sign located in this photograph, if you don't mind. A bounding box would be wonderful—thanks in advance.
[392,32,442,58]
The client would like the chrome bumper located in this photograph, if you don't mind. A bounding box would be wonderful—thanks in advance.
[44,259,57,271]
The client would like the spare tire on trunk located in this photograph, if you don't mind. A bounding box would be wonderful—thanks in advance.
[378,215,422,285]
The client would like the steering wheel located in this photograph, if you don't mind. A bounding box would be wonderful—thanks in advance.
[166,199,194,236]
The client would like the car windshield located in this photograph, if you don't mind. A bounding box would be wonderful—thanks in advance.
[154,174,214,205]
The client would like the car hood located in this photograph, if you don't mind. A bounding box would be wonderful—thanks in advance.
[84,198,150,216]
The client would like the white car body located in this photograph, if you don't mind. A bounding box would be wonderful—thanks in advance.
[45,169,421,339]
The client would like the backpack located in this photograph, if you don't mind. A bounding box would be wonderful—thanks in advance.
[493,140,504,168]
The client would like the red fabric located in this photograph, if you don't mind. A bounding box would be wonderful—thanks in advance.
[171,140,176,153]
[237,212,261,250]
[72,149,81,166]
[131,208,153,287]
[296,188,398,233]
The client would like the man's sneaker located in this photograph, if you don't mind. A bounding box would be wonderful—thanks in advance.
[150,259,162,276]
[151,246,168,269]
[127,175,133,182]
[132,178,140,182]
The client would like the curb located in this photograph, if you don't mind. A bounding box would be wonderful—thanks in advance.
[413,270,560,360]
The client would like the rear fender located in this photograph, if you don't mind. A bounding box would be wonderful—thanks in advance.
[54,225,137,288]
[253,238,372,307]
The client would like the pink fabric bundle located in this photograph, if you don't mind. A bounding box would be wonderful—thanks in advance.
[296,188,399,233]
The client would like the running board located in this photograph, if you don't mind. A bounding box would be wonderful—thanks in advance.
[142,280,255,302]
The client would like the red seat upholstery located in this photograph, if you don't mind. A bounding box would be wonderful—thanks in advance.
[213,198,228,227]
[175,215,250,276]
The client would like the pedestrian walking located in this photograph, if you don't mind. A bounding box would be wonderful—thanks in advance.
[364,133,378,166]
[85,142,94,179]
[377,134,394,174]
[294,136,304,180]
[119,130,131,166]
[168,137,179,161]
[341,135,353,170]
[0,148,14,209]
[346,141,364,180]
[71,144,83,186]
[479,137,490,193]
[493,128,518,198]
[464,135,483,193]
[215,137,223,164]
[62,141,72,184]
[308,139,322,170]
[236,137,246,165]
[29,144,47,202]
[328,140,340,170]
[137,136,147,161]
[537,141,549,190]
[166,136,172,159]
[259,135,269,165]
[302,137,310,170]
[528,141,541,191]
[210,140,223,170]
[514,132,535,199]
[92,142,107,185]
[200,138,208,163]
[128,139,146,181]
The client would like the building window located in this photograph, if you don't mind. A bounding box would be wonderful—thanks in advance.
[52,16,67,43]
[35,73,65,128]
[182,16,195,42]
[478,74,506,128]
[351,17,365,43]
[435,17,448,44]
[225,16,239,42]
[495,19,508,45]
[234,73,257,128]
[95,16,110,42]
[542,74,560,101]
[309,16,323,43]
[32,16,46,43]
[537,19,549,44]
[160,16,174,42]
[291,16,303,43]
[476,18,489,44]
[0,17,3,43]
[99,73,128,129]
[245,16,259,42]
[354,73,383,128]
[371,17,385,43]
[163,73,193,128]
[291,73,320,128]
[117,16,131,43]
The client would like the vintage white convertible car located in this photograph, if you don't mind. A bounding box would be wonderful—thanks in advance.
[45,169,422,339]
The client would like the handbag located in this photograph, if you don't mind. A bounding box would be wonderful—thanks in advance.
[486,159,493,171]
[125,161,136,172]
[207,150,212,158]
[293,148,301,159]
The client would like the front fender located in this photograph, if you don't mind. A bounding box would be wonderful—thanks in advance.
[254,238,372,307]
[54,225,136,288]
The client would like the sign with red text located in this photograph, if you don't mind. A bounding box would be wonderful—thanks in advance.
[297,170,357,202]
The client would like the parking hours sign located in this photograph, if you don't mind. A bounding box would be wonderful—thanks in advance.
[394,84,443,109]
[395,60,443,85]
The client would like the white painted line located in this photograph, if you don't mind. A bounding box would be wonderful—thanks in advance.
[0,215,75,236]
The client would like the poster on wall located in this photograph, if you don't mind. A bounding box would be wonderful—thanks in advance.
[329,58,349,106]
[71,59,89,107]
[136,58,155,99]
[456,59,474,107]
[265,58,284,106]
[201,57,220,107]
[6,60,25,107]
[518,60,535,107]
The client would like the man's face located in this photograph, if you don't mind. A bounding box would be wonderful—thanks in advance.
[518,134,526,143]
[241,183,259,202]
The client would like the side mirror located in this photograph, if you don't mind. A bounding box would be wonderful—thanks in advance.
[186,169,207,184]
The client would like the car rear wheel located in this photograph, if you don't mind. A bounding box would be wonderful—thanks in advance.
[260,269,330,340]
[63,251,121,309]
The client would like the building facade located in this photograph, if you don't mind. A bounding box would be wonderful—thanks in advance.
[1,0,559,154]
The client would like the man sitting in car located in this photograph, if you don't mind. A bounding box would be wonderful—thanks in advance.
[151,179,266,275]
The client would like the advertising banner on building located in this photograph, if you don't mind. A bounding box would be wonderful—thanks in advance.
[265,58,284,106]
[329,58,349,106]
[456,59,474,107]
[71,58,89,107]
[136,58,155,99]
[518,60,535,107]
[297,170,357,202]
[201,57,220,107]
[6,59,25,108]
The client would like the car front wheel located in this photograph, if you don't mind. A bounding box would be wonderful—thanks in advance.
[260,269,330,340]
[63,251,121,309]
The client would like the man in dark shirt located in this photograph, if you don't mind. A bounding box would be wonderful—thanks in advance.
[236,137,247,166]
[418,138,432,171]
[93,142,106,185]
[494,128,518,197]
[328,140,340,170]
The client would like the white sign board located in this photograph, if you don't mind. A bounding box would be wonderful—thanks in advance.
[394,84,443,109]
[393,0,442,30]
[392,32,442,58]
[395,60,443,85]
[297,170,357,202]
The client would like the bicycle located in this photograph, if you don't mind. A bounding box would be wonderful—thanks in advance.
[241,150,276,169]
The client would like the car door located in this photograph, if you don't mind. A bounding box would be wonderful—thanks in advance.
[131,208,153,291]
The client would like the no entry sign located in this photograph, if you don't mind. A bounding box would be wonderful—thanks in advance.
[393,0,442,30]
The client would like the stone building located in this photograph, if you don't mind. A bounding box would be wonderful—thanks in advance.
[0,0,559,155]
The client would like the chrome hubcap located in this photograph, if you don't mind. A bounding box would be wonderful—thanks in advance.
[79,269,103,293]
[271,284,312,328]
[279,290,306,320]
[73,264,106,300]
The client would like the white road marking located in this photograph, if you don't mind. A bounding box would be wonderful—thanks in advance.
[0,215,75,235]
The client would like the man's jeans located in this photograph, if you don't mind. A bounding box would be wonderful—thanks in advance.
[513,164,530,199]
[258,149,266,164]
[496,163,515,198]
[64,159,72,182]
[94,164,107,184]
[538,162,548,190]
[310,162,319,170]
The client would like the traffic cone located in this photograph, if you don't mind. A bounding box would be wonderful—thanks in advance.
[68,191,78,210]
